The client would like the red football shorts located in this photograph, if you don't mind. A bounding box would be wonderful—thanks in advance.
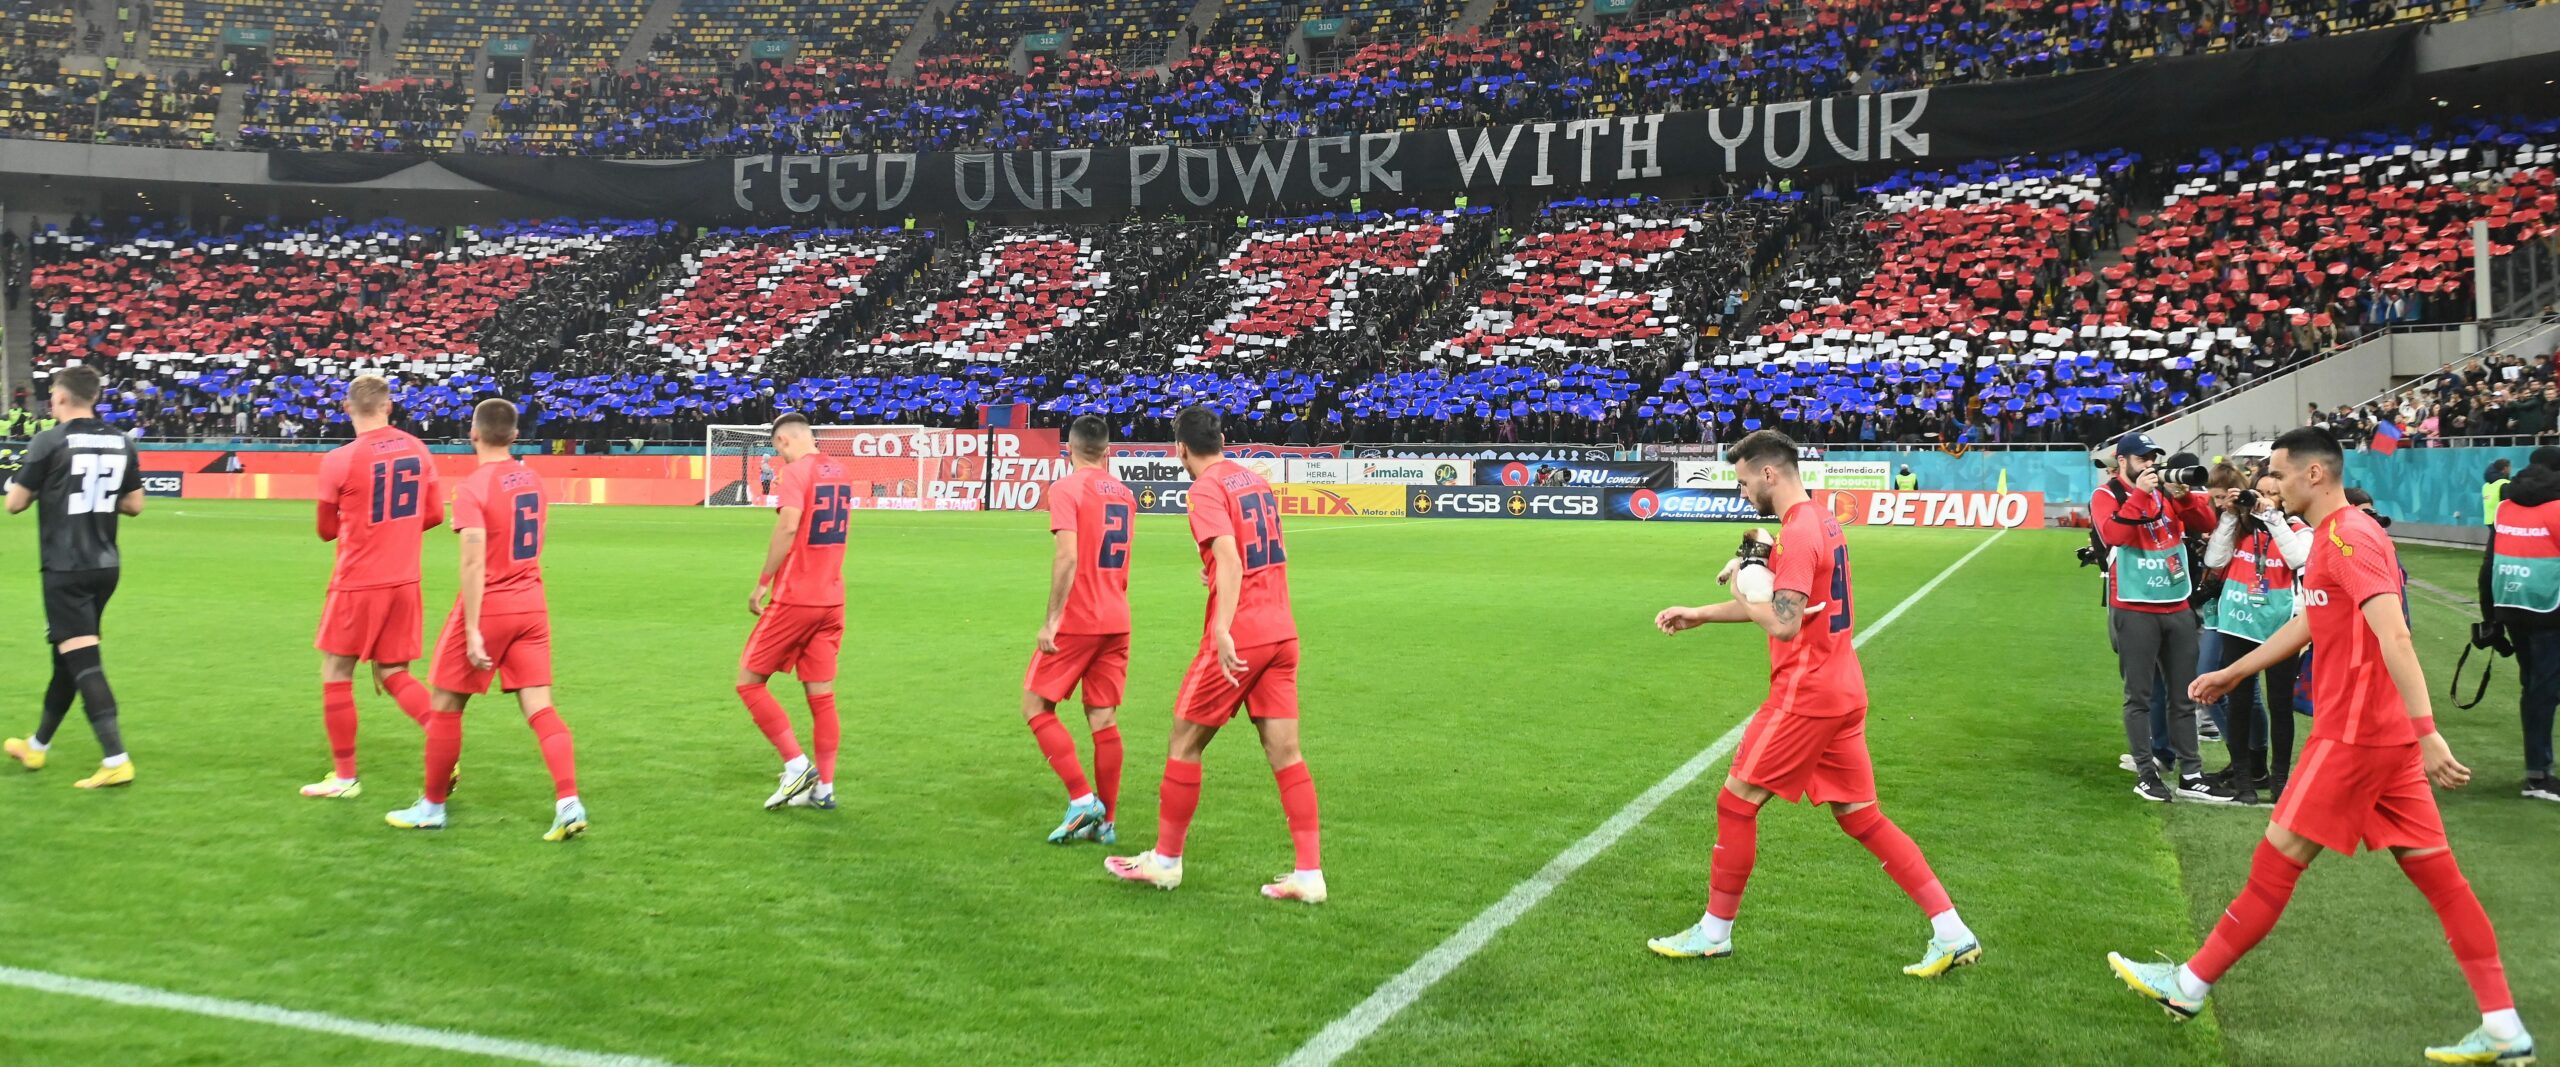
[741,603,844,683]
[1174,639,1300,727]
[429,607,554,695]
[2273,737,2449,854]
[1025,632,1130,707]
[1731,705,1878,805]
[315,583,424,664]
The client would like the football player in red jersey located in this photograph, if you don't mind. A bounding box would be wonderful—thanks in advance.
[383,400,585,841]
[301,375,442,800]
[1647,430,1978,976]
[2109,427,2534,1065]
[737,413,856,811]
[1022,416,1134,845]
[1108,407,1325,903]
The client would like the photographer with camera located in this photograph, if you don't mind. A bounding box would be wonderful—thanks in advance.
[2202,464,2311,805]
[2092,432,2220,803]
[2478,446,2560,804]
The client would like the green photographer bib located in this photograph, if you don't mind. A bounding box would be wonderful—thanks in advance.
[2113,544,2192,605]
[2216,584,2294,643]
[2490,553,2560,613]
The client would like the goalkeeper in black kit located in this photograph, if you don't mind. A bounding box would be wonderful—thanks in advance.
[5,366,145,788]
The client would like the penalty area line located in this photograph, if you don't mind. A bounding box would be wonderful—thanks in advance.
[0,965,694,1067]
[1277,527,2010,1067]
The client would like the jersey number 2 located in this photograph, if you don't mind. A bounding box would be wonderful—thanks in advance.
[66,453,127,515]
[369,457,423,523]
[1097,502,1131,570]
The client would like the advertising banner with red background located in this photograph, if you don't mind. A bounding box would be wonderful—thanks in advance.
[1818,490,2047,529]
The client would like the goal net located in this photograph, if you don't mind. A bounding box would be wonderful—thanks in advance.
[703,423,989,509]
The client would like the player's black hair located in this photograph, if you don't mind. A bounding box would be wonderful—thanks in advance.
[1069,414,1111,458]
[2270,426,2343,478]
[473,397,520,446]
[2345,487,2375,507]
[1174,406,1223,457]
[771,411,811,435]
[1724,429,1799,471]
[48,365,100,405]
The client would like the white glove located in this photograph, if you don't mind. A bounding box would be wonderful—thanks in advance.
[1732,564,1775,604]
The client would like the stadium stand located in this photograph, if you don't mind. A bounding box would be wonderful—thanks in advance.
[860,220,1219,370]
[1135,207,1492,370]
[19,116,2559,446]
[240,67,470,151]
[395,0,647,74]
[0,0,2479,156]
[150,0,377,67]
[27,219,675,436]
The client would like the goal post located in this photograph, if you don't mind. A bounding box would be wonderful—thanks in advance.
[703,423,986,509]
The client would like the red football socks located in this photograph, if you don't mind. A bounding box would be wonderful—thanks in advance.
[422,710,462,804]
[1273,761,1322,870]
[1155,758,1203,859]
[1091,724,1124,820]
[2189,839,2308,983]
[1835,804,1955,917]
[525,707,578,800]
[323,680,359,778]
[2400,849,2516,1013]
[736,683,803,762]
[1027,711,1089,799]
[809,691,840,786]
[383,671,433,728]
[1707,789,1760,922]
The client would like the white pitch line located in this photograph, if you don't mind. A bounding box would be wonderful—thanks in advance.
[1277,527,2011,1067]
[0,965,693,1067]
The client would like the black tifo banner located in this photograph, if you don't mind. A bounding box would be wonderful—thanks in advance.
[270,29,2412,222]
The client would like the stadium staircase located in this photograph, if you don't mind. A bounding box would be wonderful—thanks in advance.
[1157,0,1223,72]
[891,0,956,82]
[213,82,246,146]
[621,0,688,70]
[462,88,502,142]
[368,0,419,75]
[4,276,30,395]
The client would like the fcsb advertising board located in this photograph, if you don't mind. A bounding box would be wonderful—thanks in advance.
[1819,490,2046,529]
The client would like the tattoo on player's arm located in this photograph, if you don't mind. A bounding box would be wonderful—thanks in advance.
[1772,590,1806,635]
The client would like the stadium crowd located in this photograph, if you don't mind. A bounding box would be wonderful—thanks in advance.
[11,117,2560,448]
[0,0,2493,157]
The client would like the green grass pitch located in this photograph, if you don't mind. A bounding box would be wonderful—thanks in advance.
[0,501,2549,1066]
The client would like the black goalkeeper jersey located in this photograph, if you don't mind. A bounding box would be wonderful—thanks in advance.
[13,418,141,572]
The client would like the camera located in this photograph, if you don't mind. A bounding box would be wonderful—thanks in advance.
[2075,542,2105,568]
[2158,465,2212,489]
[2233,488,2259,512]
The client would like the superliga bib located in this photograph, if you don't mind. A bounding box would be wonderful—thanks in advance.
[2491,500,2560,612]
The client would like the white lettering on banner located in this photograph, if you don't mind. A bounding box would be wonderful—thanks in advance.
[1862,492,2035,529]
[831,429,1029,459]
